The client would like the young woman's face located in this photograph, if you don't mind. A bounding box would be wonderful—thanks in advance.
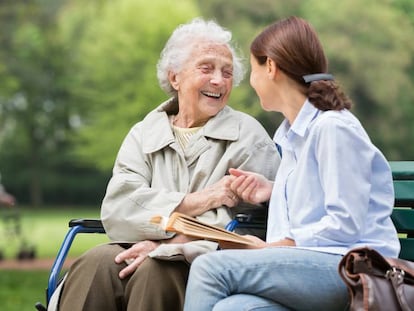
[171,43,234,125]
[249,54,275,112]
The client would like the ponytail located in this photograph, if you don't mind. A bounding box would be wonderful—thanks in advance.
[307,80,352,111]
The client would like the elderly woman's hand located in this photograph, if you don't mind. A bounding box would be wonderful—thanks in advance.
[115,240,160,279]
[114,234,195,279]
[175,175,239,217]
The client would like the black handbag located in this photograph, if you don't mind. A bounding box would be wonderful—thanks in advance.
[338,247,414,311]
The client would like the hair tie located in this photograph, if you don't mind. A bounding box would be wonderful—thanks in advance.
[303,73,334,83]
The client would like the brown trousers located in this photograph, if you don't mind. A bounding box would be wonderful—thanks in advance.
[59,244,190,311]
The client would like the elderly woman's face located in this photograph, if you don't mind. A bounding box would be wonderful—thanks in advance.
[170,42,233,125]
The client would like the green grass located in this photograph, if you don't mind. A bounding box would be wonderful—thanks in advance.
[1,270,49,311]
[0,206,109,259]
[0,206,110,311]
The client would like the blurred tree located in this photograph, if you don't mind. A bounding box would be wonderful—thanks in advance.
[390,0,414,159]
[198,0,414,160]
[197,0,303,135]
[1,0,413,205]
[304,0,414,159]
[60,0,200,171]
[0,0,76,206]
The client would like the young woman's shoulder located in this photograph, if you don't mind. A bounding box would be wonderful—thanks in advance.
[314,109,363,131]
[311,109,371,145]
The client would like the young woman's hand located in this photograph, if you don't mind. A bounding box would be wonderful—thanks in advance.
[229,168,273,205]
[218,234,267,250]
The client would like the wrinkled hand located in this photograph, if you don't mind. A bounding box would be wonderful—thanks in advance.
[177,175,239,216]
[115,240,160,279]
[229,168,272,205]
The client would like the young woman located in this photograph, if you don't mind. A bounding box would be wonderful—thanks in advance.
[183,16,400,311]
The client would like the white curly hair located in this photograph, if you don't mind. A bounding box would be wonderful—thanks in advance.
[156,17,245,96]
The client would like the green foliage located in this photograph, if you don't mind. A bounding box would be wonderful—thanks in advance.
[0,0,77,205]
[198,0,414,159]
[60,0,200,171]
[303,0,414,159]
[197,0,298,134]
[1,0,414,205]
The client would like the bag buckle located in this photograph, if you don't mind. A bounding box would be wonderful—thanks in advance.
[386,267,405,284]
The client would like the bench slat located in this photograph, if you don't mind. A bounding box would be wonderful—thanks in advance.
[391,208,414,234]
[393,180,414,206]
[398,239,414,261]
[390,161,414,261]
[389,161,414,180]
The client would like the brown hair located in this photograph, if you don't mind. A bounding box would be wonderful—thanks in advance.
[250,16,352,111]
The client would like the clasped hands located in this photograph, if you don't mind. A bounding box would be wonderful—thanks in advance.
[114,168,292,279]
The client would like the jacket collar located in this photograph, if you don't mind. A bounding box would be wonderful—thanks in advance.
[141,98,240,153]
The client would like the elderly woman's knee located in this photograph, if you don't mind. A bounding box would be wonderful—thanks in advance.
[75,243,127,269]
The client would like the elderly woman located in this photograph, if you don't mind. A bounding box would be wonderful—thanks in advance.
[57,18,279,311]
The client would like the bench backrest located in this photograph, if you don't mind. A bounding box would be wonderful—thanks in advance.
[389,161,414,260]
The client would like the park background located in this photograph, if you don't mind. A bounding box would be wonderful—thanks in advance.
[1,0,414,207]
[0,0,413,309]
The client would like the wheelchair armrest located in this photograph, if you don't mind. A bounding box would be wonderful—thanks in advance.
[225,211,267,232]
[69,218,105,232]
[46,218,105,305]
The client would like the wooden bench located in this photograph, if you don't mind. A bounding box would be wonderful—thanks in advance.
[389,161,414,260]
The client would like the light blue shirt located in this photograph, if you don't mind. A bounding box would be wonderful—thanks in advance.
[267,99,400,257]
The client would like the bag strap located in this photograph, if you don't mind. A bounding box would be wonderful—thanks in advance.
[386,267,412,311]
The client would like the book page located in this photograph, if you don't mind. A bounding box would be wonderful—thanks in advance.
[152,212,255,245]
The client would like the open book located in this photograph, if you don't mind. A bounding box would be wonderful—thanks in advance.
[151,212,255,246]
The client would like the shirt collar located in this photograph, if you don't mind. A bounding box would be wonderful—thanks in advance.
[274,99,320,149]
[291,99,320,137]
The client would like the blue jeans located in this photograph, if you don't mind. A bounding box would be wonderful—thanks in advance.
[184,247,349,311]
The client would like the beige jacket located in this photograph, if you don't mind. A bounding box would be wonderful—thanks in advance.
[101,98,280,242]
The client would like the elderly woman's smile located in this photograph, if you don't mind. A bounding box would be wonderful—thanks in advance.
[169,43,234,127]
[201,91,222,99]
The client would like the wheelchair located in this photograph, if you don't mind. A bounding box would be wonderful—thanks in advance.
[34,209,267,311]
